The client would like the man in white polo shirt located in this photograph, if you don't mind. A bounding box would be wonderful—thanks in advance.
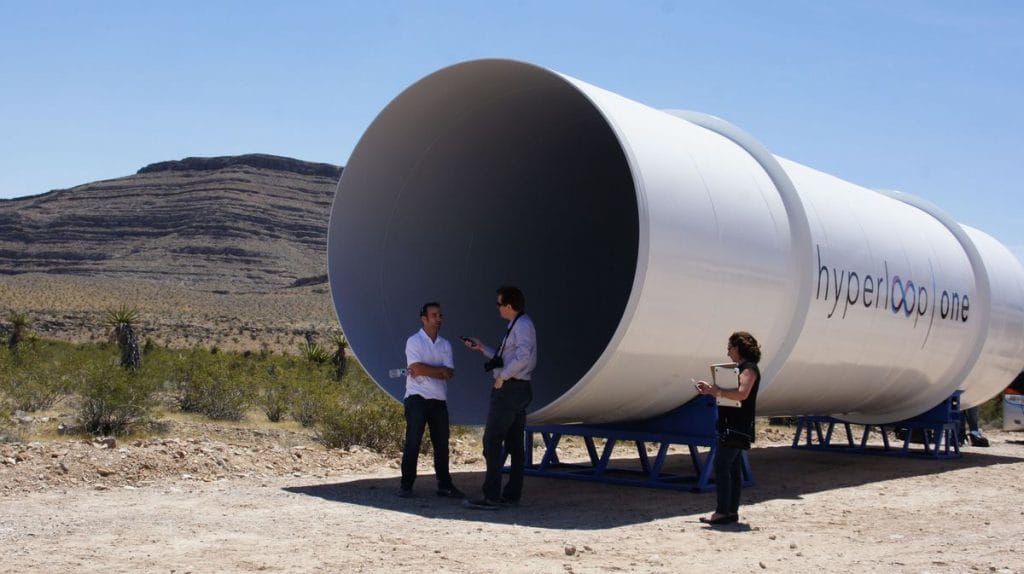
[398,302,464,499]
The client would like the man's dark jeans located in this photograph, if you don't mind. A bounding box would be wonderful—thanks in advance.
[481,379,532,502]
[400,394,453,490]
[714,444,744,515]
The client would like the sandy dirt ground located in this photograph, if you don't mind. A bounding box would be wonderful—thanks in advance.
[2,428,1023,574]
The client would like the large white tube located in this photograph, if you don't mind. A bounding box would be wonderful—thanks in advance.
[327,59,1024,425]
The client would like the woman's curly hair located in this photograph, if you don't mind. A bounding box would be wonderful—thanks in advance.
[729,331,761,363]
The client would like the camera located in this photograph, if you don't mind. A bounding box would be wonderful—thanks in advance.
[483,355,504,372]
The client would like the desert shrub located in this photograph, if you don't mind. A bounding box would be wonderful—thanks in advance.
[74,356,157,435]
[175,350,252,420]
[290,364,334,427]
[314,368,405,454]
[254,363,293,422]
[0,336,408,443]
[132,348,193,412]
[0,342,72,412]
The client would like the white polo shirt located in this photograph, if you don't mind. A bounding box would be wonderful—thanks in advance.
[404,328,454,401]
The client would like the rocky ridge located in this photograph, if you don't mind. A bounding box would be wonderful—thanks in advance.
[0,154,341,291]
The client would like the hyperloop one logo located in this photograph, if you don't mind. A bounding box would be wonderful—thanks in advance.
[814,245,970,345]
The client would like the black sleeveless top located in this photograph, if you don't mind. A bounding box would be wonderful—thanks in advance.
[716,360,761,443]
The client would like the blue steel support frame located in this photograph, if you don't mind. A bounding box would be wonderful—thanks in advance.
[522,395,752,492]
[791,392,962,459]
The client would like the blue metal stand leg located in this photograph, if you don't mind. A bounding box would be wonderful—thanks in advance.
[793,392,962,459]
[523,395,744,493]
[696,444,716,492]
[525,431,534,466]
[636,441,651,474]
[595,439,616,477]
[648,443,670,484]
[537,433,563,471]
[584,437,599,465]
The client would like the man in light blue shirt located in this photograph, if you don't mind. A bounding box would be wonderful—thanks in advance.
[462,286,537,509]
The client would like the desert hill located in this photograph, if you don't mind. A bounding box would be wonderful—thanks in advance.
[0,153,341,291]
[0,154,343,350]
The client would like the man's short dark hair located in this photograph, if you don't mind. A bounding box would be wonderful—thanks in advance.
[496,286,525,313]
[420,302,441,317]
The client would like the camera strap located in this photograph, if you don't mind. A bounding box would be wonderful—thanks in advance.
[494,313,521,361]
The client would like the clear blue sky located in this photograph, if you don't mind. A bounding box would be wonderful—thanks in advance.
[2,1,1022,260]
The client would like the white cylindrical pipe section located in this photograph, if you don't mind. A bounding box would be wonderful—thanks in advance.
[327,59,1024,426]
[957,226,1024,408]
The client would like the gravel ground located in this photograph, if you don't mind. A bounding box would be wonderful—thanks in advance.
[1,420,1022,574]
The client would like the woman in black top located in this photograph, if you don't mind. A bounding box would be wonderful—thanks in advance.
[695,331,762,525]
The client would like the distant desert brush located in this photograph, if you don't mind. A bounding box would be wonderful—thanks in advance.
[0,332,408,451]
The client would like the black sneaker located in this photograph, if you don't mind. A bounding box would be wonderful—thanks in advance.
[969,434,990,447]
[499,496,520,507]
[436,486,466,499]
[463,497,501,510]
[396,488,414,498]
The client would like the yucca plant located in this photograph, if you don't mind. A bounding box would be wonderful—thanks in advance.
[330,334,349,381]
[106,306,141,370]
[300,340,330,365]
[6,312,30,352]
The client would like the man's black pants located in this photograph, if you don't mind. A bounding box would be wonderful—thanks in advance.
[481,379,532,502]
[400,394,453,491]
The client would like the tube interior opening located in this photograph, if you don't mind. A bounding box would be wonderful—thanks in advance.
[328,60,640,424]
